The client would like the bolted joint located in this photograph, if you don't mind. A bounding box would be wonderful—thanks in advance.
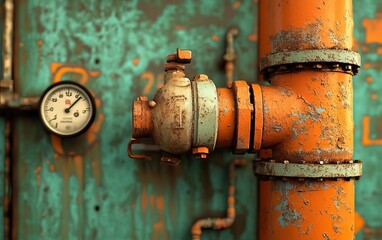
[232,81,252,154]
[253,160,362,179]
[166,48,192,63]
[164,49,192,71]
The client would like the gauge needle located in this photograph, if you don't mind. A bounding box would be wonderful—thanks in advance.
[65,97,82,113]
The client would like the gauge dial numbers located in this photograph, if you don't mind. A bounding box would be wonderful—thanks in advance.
[39,81,96,137]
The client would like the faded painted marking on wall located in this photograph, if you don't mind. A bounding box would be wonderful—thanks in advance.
[140,72,164,95]
[362,116,382,146]
[50,62,101,84]
[362,13,382,44]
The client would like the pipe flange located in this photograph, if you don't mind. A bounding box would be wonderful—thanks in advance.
[232,81,252,154]
[260,49,361,77]
[253,160,362,180]
[192,75,219,151]
[250,84,263,152]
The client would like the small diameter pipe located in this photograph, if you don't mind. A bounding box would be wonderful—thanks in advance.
[223,27,239,88]
[191,158,246,240]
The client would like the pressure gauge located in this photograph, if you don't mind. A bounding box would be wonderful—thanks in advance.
[39,81,96,137]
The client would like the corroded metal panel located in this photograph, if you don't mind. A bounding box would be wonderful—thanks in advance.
[353,0,382,239]
[11,0,258,239]
[5,0,382,239]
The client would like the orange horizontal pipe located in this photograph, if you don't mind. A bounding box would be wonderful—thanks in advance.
[216,88,235,147]
[263,71,353,162]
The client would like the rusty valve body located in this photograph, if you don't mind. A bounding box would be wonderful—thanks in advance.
[129,49,267,161]
[130,49,219,161]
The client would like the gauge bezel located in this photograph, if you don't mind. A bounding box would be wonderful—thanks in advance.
[39,81,96,137]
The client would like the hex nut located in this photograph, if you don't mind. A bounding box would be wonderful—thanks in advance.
[192,147,209,159]
[193,74,209,81]
[137,96,148,101]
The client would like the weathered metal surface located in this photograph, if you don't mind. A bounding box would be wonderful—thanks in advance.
[8,0,258,239]
[257,0,357,239]
[258,179,355,240]
[4,0,381,239]
[260,49,361,74]
[353,1,382,239]
[254,160,362,179]
[131,96,153,139]
[192,74,218,151]
[268,1,353,53]
[215,88,235,148]
[232,80,252,154]
[152,69,193,154]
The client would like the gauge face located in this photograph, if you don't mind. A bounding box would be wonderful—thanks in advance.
[39,81,96,137]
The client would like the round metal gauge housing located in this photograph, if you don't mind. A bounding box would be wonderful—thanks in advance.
[39,81,96,137]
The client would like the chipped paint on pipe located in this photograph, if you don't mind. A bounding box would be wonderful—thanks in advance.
[268,0,353,52]
[262,71,354,162]
[258,0,357,239]
[259,179,354,240]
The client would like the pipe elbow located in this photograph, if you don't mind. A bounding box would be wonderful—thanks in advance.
[213,217,235,230]
[191,218,213,238]
[260,85,301,149]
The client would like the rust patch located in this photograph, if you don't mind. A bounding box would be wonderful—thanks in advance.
[248,33,258,42]
[270,19,324,53]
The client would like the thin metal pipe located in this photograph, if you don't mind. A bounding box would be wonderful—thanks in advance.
[223,27,239,88]
[190,158,246,240]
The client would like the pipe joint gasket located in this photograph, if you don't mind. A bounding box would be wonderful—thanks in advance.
[192,75,219,151]
[250,84,263,152]
[260,49,361,78]
[253,160,362,180]
[232,81,252,154]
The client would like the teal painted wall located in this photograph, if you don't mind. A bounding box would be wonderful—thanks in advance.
[353,1,382,239]
[10,0,258,239]
[1,0,382,239]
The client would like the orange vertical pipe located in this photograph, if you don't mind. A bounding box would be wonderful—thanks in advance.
[258,0,355,239]
[258,0,270,82]
[268,0,353,53]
